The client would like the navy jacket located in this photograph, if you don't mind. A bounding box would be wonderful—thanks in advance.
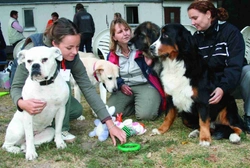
[193,20,246,94]
[73,8,95,36]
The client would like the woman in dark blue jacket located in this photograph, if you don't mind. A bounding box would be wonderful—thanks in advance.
[188,0,250,132]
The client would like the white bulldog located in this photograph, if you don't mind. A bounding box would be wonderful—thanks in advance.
[2,46,69,160]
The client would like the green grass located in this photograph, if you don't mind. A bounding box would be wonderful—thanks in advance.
[0,88,250,168]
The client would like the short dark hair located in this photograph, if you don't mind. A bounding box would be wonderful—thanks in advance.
[114,12,122,19]
[10,10,18,17]
[76,3,84,10]
[51,12,59,18]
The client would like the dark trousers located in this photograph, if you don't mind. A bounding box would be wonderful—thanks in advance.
[0,49,7,70]
[12,39,23,48]
[79,33,93,53]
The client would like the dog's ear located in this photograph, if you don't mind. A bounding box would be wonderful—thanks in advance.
[95,64,104,74]
[51,47,63,61]
[17,50,28,65]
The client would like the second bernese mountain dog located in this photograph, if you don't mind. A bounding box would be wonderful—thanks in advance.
[149,23,245,146]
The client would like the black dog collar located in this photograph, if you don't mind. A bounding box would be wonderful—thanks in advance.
[39,70,59,86]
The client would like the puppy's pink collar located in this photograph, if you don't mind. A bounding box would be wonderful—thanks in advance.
[93,61,99,82]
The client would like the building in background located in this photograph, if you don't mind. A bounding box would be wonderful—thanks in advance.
[0,0,204,45]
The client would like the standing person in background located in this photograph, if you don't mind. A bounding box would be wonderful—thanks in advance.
[0,21,7,71]
[187,0,250,133]
[73,3,95,53]
[113,12,122,20]
[8,10,25,48]
[46,12,59,28]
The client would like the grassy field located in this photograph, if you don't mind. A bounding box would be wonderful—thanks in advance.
[0,88,250,168]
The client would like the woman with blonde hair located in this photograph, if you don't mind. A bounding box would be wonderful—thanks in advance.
[107,18,166,120]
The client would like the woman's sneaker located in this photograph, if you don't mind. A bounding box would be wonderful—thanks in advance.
[77,115,85,121]
[62,131,76,143]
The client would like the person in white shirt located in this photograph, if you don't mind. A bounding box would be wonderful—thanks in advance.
[8,10,25,47]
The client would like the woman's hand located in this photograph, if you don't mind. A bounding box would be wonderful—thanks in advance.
[144,56,153,66]
[17,98,47,115]
[106,120,126,146]
[121,84,133,96]
[209,87,224,104]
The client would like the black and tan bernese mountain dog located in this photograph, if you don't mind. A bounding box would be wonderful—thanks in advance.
[149,23,245,146]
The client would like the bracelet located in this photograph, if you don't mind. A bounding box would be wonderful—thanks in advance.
[108,124,116,131]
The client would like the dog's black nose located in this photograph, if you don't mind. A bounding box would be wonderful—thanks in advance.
[31,63,41,78]
[113,88,118,92]
[32,63,40,70]
[150,45,155,52]
[128,41,133,46]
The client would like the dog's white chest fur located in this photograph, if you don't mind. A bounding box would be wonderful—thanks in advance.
[161,58,193,112]
[22,75,69,131]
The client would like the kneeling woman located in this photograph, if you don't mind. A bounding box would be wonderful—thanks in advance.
[107,18,166,120]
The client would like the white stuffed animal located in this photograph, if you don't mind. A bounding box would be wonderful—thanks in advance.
[89,105,116,141]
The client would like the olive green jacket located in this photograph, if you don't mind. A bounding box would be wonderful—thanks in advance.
[11,53,111,122]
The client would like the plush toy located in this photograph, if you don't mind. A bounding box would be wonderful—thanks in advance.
[115,118,147,137]
[88,105,116,141]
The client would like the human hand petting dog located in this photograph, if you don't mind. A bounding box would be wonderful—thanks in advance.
[121,84,133,96]
[209,87,224,104]
[17,98,47,115]
[144,56,153,66]
[106,120,127,146]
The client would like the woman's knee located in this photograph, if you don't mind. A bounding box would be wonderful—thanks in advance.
[135,107,159,120]
[75,104,83,117]
[69,98,83,120]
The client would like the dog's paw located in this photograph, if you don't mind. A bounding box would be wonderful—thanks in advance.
[151,128,161,135]
[188,129,199,138]
[199,141,210,147]
[2,145,21,154]
[25,150,38,160]
[229,133,241,144]
[56,140,67,149]
[20,143,26,152]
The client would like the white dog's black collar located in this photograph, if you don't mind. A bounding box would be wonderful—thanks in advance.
[39,70,59,86]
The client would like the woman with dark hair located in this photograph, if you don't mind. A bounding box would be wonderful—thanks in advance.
[113,12,122,20]
[46,12,59,28]
[11,18,126,145]
[187,0,250,132]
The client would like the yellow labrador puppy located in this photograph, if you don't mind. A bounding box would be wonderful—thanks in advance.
[71,52,119,117]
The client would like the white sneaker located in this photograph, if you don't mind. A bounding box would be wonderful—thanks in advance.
[62,131,76,143]
[77,115,85,121]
